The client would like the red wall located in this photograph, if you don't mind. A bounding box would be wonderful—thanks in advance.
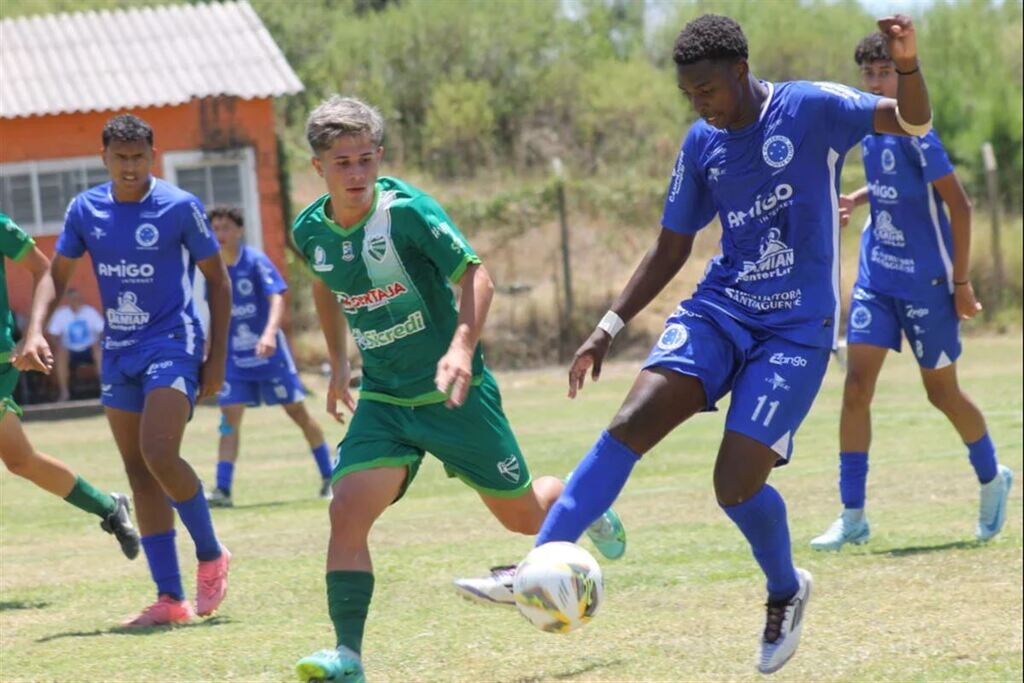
[2,97,289,318]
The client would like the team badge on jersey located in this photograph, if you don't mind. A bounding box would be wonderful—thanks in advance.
[135,223,159,249]
[850,305,872,330]
[497,454,521,484]
[236,278,254,296]
[881,148,897,174]
[313,245,334,272]
[762,135,794,169]
[342,241,355,262]
[366,235,388,262]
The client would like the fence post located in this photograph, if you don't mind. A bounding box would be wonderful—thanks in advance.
[981,142,1003,314]
[553,158,574,358]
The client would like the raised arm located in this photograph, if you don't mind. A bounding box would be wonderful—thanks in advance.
[312,278,355,421]
[568,229,695,398]
[872,15,932,137]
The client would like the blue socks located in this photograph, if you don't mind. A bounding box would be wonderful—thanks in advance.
[839,451,869,509]
[171,485,222,561]
[536,431,639,546]
[141,530,184,601]
[967,433,998,484]
[216,461,234,493]
[312,443,332,479]
[721,485,799,603]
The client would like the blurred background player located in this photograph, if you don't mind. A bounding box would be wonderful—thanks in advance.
[46,114,232,627]
[1,212,139,559]
[205,206,333,507]
[520,14,933,675]
[46,287,103,401]
[290,96,626,683]
[810,33,1012,552]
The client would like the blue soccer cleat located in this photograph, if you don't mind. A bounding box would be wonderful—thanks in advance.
[810,510,870,551]
[977,465,1013,542]
[296,645,365,683]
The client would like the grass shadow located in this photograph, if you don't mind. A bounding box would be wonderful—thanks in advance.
[871,539,983,557]
[0,600,50,612]
[36,615,234,642]
[509,658,624,682]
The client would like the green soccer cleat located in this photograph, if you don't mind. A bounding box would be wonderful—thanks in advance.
[296,646,366,683]
[585,507,627,560]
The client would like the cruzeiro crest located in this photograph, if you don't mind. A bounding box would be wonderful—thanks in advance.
[366,235,388,262]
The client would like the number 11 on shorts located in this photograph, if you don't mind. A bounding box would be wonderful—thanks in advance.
[751,394,780,427]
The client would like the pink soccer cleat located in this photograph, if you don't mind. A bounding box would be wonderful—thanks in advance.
[196,545,231,616]
[121,595,195,628]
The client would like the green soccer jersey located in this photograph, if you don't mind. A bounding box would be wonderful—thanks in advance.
[0,212,35,363]
[293,176,484,406]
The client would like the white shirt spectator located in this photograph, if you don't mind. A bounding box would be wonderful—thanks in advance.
[48,305,104,352]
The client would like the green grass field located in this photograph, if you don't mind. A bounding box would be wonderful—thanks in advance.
[2,334,1021,682]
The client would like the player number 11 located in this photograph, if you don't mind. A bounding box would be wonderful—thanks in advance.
[751,395,780,426]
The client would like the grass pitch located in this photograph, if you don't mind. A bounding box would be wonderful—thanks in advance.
[1,334,1021,682]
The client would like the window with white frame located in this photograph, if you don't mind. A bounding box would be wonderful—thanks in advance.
[0,158,107,236]
[163,147,262,252]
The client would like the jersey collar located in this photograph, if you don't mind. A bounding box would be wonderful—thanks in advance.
[320,186,380,237]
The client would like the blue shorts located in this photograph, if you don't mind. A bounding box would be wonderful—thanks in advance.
[846,285,961,369]
[100,344,201,413]
[218,368,305,407]
[642,300,831,464]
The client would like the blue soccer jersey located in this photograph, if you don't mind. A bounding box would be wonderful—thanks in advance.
[855,129,955,298]
[662,81,880,349]
[56,178,219,355]
[224,245,293,380]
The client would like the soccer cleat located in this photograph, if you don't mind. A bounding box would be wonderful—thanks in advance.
[100,492,141,560]
[319,478,333,500]
[296,645,366,683]
[585,507,627,560]
[121,595,195,628]
[205,486,233,508]
[196,545,231,616]
[809,510,870,551]
[757,567,812,675]
[453,564,516,607]
[977,465,1013,541]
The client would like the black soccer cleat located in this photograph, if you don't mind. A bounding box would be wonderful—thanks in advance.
[100,492,141,560]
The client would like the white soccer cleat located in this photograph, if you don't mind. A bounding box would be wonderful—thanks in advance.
[757,567,812,675]
[810,509,870,551]
[977,465,1013,541]
[453,565,516,607]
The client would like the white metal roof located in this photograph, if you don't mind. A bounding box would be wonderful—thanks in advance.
[0,1,303,119]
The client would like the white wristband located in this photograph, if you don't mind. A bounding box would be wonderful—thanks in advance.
[895,106,932,136]
[597,311,625,338]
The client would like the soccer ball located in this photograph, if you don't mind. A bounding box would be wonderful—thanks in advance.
[512,541,603,634]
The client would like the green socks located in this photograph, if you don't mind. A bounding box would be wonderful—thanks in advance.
[63,476,116,518]
[327,570,374,654]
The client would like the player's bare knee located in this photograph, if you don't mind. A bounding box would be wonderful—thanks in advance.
[496,508,540,535]
[925,383,959,414]
[843,373,875,410]
[1,451,33,477]
[328,495,376,540]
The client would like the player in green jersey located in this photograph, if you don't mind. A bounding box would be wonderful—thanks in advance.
[0,212,139,559]
[291,97,627,683]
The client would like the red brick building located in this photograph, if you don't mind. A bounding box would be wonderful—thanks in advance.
[1,1,302,317]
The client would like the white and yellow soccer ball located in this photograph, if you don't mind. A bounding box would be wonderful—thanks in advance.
[512,541,603,634]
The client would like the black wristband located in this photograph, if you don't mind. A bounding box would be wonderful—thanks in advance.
[954,280,970,286]
[895,64,920,76]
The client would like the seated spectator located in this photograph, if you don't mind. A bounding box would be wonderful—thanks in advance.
[46,288,103,401]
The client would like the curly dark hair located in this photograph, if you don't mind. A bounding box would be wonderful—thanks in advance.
[673,14,748,66]
[208,206,244,227]
[855,33,890,65]
[101,113,153,148]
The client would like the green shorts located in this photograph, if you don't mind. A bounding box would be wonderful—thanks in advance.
[333,368,531,502]
[0,363,22,419]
